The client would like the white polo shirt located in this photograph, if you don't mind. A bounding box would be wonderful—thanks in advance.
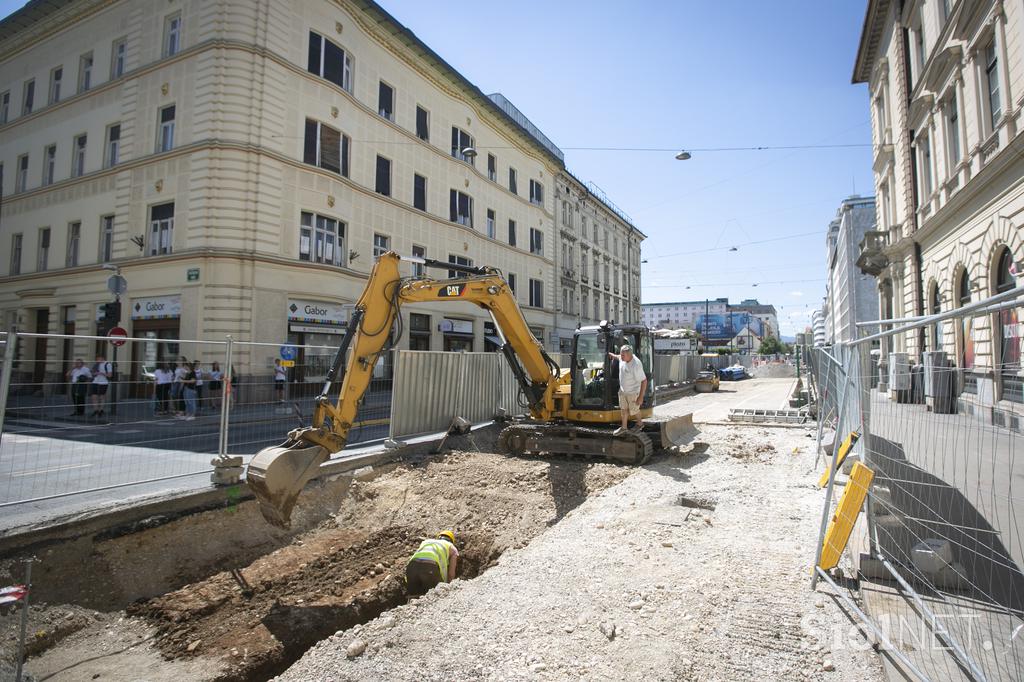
[618,356,646,393]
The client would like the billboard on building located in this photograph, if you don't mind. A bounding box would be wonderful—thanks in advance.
[693,313,764,342]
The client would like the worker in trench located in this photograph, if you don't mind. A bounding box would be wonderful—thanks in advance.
[405,530,459,595]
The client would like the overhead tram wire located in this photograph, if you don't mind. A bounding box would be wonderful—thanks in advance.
[645,229,822,259]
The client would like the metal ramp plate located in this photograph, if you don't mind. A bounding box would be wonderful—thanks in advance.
[727,408,808,424]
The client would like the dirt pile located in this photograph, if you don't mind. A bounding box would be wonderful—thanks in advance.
[122,450,629,681]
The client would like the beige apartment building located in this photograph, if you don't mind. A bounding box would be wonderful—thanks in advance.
[854,0,1024,411]
[0,0,580,385]
[554,172,644,352]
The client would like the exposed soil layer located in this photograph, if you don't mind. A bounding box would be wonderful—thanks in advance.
[103,449,630,681]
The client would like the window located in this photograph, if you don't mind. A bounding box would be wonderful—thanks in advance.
[158,105,175,152]
[22,79,34,115]
[299,211,345,266]
[449,190,473,227]
[37,227,50,271]
[581,290,588,317]
[16,154,28,192]
[946,94,960,167]
[529,179,544,205]
[486,209,495,239]
[373,233,390,260]
[529,227,543,255]
[508,272,517,295]
[930,282,942,350]
[411,245,425,277]
[307,32,352,92]
[918,133,932,201]
[1,91,9,124]
[581,217,587,240]
[915,21,926,79]
[303,119,348,176]
[450,126,473,163]
[508,219,517,246]
[49,67,62,104]
[413,173,427,211]
[448,254,473,279]
[375,155,391,196]
[985,40,1001,131]
[508,167,517,194]
[78,53,93,92]
[415,106,429,141]
[111,38,126,78]
[43,144,56,185]
[487,154,496,181]
[164,14,181,57]
[378,81,394,121]
[66,221,81,267]
[106,124,120,167]
[994,247,1021,401]
[940,0,951,21]
[10,234,22,275]
[72,134,87,177]
[149,202,174,255]
[529,279,543,308]
[100,215,114,262]
[581,251,588,279]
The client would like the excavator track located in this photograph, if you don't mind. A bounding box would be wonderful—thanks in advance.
[498,421,655,465]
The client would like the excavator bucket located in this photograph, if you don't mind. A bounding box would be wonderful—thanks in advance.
[246,442,330,528]
[656,412,699,449]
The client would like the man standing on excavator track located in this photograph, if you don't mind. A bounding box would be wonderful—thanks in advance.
[406,530,460,595]
[609,344,648,436]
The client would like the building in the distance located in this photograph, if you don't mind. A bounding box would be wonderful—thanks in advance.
[728,299,780,339]
[823,195,879,343]
[641,298,728,330]
[0,0,642,388]
[811,308,827,346]
[854,0,1024,409]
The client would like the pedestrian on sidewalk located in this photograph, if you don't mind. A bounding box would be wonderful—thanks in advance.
[89,355,112,418]
[178,362,198,421]
[66,359,91,416]
[209,361,223,410]
[273,358,287,403]
[172,357,189,417]
[194,362,205,412]
[153,363,172,415]
[405,530,459,596]
[608,344,647,436]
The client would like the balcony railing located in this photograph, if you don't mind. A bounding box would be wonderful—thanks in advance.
[856,230,889,276]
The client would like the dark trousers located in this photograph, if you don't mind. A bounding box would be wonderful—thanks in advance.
[405,559,443,595]
[155,384,170,413]
[71,384,87,415]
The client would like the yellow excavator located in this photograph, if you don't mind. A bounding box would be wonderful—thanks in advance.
[246,252,697,527]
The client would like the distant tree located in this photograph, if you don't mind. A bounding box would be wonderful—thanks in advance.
[758,337,785,355]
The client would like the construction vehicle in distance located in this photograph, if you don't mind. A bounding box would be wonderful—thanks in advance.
[246,252,697,527]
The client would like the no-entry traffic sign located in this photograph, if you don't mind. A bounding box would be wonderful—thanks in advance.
[108,327,128,347]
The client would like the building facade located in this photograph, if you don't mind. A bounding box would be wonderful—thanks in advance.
[811,308,827,346]
[641,298,728,330]
[728,298,780,340]
[854,0,1024,408]
[823,195,879,343]
[552,173,644,351]
[0,0,585,385]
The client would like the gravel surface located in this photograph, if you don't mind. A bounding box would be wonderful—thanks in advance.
[279,424,885,681]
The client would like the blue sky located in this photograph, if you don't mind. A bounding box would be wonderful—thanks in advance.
[0,1,874,335]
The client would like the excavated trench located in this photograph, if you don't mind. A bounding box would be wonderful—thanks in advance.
[3,432,633,682]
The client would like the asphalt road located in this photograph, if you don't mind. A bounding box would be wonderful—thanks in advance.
[657,376,797,422]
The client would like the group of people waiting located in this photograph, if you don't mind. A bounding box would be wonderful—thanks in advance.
[65,355,113,417]
[152,357,225,420]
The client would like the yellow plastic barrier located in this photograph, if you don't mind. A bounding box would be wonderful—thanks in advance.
[817,431,860,488]
[818,461,874,571]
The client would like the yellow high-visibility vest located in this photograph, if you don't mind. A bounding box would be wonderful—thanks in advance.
[409,538,454,581]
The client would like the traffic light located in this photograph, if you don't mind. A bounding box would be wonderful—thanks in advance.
[100,301,121,327]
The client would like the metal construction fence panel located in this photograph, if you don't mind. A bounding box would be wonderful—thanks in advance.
[0,332,391,510]
[812,288,1024,682]
[389,350,517,438]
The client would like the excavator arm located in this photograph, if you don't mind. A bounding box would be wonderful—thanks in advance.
[246,251,560,527]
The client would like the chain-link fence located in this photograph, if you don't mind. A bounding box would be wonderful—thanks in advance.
[811,285,1024,681]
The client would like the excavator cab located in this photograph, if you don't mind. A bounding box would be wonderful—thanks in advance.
[570,323,654,412]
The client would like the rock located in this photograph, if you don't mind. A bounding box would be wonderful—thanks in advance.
[231,648,240,657]
[661,541,673,548]
[564,624,575,633]
[628,599,644,610]
[379,616,396,629]
[346,639,367,658]
[814,598,825,609]
[822,659,835,672]
[599,621,616,640]
[530,663,547,672]
[703,517,713,526]
[187,639,202,652]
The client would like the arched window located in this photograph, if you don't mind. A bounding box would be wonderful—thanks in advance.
[956,267,975,380]
[994,247,1021,402]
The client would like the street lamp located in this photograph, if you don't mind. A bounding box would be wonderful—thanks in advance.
[461,147,478,161]
[675,150,691,160]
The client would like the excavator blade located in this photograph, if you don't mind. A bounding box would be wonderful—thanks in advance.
[657,412,699,449]
[246,443,329,528]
